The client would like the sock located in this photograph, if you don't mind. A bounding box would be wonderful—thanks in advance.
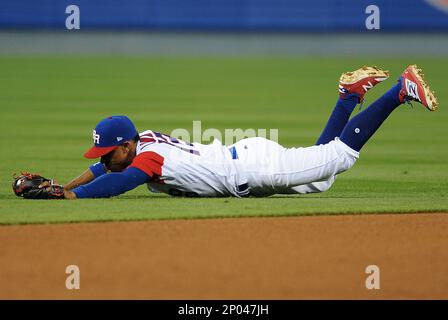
[316,94,359,145]
[340,83,401,152]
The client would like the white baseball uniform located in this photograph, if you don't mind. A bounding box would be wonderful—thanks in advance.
[129,130,359,197]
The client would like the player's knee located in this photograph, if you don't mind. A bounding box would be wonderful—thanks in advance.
[333,139,359,174]
[311,177,335,192]
[290,177,335,194]
[338,155,357,174]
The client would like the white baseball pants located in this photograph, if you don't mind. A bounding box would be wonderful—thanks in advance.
[231,137,359,197]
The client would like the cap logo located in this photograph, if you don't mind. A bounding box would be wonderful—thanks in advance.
[117,137,123,142]
[93,130,100,144]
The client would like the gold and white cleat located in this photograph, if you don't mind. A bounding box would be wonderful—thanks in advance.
[339,66,390,102]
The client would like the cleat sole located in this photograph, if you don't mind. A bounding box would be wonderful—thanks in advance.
[407,64,438,111]
[340,66,389,85]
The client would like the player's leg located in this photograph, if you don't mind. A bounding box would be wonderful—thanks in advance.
[237,135,359,197]
[231,137,348,197]
[339,65,437,153]
[316,66,389,145]
[273,65,438,195]
[291,66,389,194]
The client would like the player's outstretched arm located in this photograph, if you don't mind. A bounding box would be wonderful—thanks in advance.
[64,169,95,191]
[66,167,149,199]
[64,162,107,191]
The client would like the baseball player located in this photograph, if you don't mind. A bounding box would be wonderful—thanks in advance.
[13,65,438,199]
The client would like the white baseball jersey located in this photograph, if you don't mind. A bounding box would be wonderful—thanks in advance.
[130,130,247,197]
[129,130,359,197]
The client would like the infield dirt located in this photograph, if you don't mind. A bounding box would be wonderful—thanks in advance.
[0,213,447,299]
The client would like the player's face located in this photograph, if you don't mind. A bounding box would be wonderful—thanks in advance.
[101,141,136,172]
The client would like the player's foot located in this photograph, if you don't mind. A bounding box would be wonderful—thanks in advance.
[398,64,438,111]
[339,66,389,103]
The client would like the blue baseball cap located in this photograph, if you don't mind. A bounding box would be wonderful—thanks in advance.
[84,115,138,159]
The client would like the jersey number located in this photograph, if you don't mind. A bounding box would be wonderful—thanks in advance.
[140,131,200,156]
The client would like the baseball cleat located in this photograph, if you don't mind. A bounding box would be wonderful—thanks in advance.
[339,66,389,103]
[398,64,438,111]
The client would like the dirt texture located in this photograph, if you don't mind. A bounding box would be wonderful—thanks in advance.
[0,213,447,299]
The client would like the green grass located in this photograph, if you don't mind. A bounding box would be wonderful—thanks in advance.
[0,57,447,224]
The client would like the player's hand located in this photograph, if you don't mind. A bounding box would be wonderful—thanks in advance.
[23,184,65,199]
[38,180,51,189]
[63,190,77,200]
[38,182,76,199]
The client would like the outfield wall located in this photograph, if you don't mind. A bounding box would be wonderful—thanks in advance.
[0,0,447,31]
[0,31,447,57]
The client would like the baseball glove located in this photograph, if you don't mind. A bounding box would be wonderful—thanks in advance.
[12,172,65,199]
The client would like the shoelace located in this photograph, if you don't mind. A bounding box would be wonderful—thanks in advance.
[405,100,414,109]
[403,96,415,109]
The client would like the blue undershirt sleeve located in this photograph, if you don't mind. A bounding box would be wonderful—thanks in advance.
[72,167,150,199]
[89,162,107,178]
